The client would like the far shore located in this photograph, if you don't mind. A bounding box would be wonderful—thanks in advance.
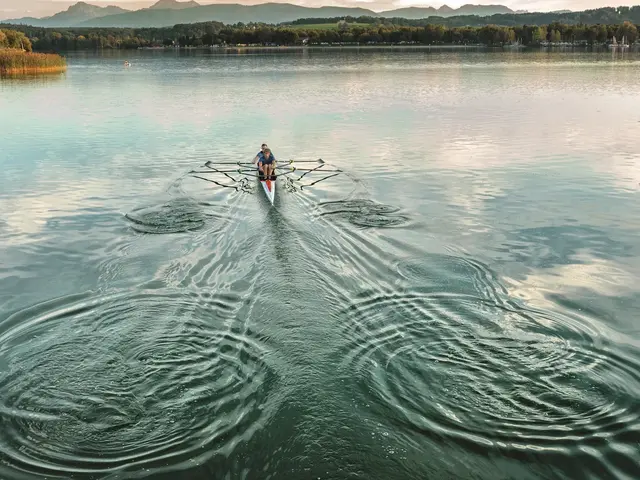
[130,41,639,51]
[86,42,638,52]
[8,18,637,54]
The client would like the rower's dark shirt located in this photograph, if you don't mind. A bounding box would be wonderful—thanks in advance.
[257,151,276,162]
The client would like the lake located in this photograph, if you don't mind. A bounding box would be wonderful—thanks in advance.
[1,47,639,480]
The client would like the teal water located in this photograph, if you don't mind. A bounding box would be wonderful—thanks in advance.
[1,48,640,480]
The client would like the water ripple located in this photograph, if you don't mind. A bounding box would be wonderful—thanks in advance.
[337,286,640,474]
[316,199,409,229]
[0,289,278,478]
[124,197,214,234]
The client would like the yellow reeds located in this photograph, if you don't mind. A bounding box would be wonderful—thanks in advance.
[0,49,67,76]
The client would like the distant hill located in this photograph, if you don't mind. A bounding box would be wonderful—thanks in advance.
[4,1,518,28]
[148,0,200,10]
[4,17,41,26]
[76,4,378,27]
[48,2,129,23]
[383,4,513,19]
[4,2,638,30]
[382,7,439,19]
[0,0,154,21]
[3,2,129,27]
[454,4,514,16]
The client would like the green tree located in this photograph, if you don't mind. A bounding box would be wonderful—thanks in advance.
[596,24,608,42]
[617,20,638,43]
[2,29,32,51]
[531,26,547,43]
[504,28,516,43]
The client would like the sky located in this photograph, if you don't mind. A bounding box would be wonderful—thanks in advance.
[0,0,636,20]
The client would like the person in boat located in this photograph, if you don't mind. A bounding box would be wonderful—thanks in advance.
[253,144,267,163]
[257,147,276,180]
[254,144,276,179]
[253,143,275,163]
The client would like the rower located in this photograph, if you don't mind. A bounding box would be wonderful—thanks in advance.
[253,144,275,163]
[253,144,266,164]
[254,144,276,180]
[257,148,276,181]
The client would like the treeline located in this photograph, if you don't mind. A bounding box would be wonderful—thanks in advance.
[287,6,640,27]
[4,22,226,51]
[2,21,638,51]
[0,28,33,51]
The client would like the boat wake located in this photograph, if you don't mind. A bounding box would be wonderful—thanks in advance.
[124,197,207,234]
[334,253,640,478]
[0,288,280,478]
[123,195,235,235]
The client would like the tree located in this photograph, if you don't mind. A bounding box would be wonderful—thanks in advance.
[531,26,547,43]
[277,28,299,45]
[2,29,32,51]
[423,24,445,43]
[504,28,516,43]
[617,20,638,43]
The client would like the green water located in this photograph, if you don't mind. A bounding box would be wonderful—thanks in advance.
[1,48,639,480]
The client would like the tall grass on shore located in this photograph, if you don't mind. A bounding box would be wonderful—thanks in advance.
[0,48,66,75]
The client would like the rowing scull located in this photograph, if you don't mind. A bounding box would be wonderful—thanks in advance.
[260,176,276,205]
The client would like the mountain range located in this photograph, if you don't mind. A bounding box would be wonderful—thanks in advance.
[150,0,201,9]
[2,0,517,28]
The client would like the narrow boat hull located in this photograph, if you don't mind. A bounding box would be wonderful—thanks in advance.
[260,178,276,205]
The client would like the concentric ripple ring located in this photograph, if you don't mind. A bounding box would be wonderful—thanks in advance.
[0,289,278,478]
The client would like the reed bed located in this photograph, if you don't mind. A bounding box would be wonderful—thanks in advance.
[0,49,66,75]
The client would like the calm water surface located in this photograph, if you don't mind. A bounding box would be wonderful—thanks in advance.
[1,48,640,480]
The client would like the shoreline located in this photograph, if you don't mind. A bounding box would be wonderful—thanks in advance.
[59,43,640,53]
[1,65,67,75]
[133,42,638,51]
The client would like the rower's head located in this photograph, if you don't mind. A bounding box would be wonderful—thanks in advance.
[263,148,271,158]
[261,143,268,152]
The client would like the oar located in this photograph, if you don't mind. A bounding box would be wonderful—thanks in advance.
[296,163,328,181]
[275,167,341,172]
[195,158,338,188]
[205,160,245,166]
[201,163,245,182]
[298,172,341,189]
[189,174,240,190]
[287,158,325,164]
[203,159,323,166]
[189,169,244,174]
